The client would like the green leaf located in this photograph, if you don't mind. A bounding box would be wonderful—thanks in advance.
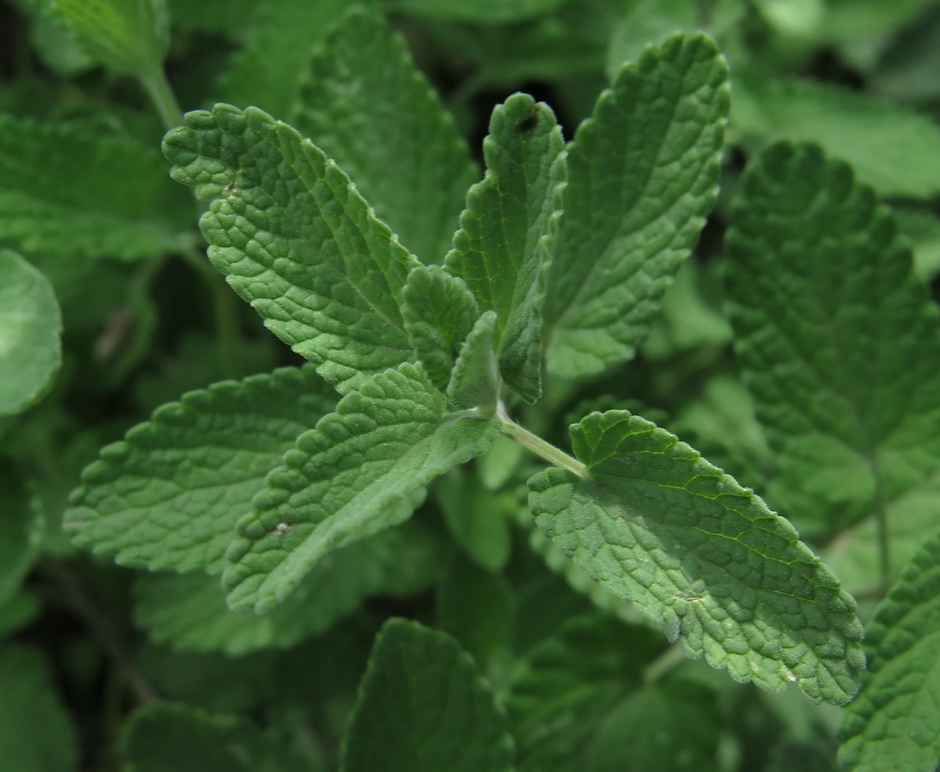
[0,461,43,603]
[224,363,498,612]
[438,469,512,571]
[401,266,480,391]
[294,7,477,263]
[163,104,419,393]
[26,0,169,79]
[166,0,257,35]
[447,310,500,414]
[839,528,940,771]
[724,142,940,541]
[731,73,940,198]
[528,410,865,704]
[544,33,729,376]
[0,115,187,260]
[66,366,335,574]
[445,93,565,402]
[217,0,347,118]
[341,619,514,772]
[0,646,78,772]
[387,0,568,22]
[0,251,61,415]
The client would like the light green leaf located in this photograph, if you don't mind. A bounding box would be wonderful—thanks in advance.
[387,0,568,22]
[447,310,500,414]
[528,410,865,704]
[731,73,940,198]
[724,142,940,542]
[66,366,335,574]
[401,266,480,391]
[0,646,78,772]
[0,116,187,260]
[217,0,347,118]
[26,0,169,78]
[839,528,940,771]
[223,363,498,613]
[445,93,564,401]
[0,251,61,415]
[164,104,419,393]
[294,7,477,263]
[543,33,728,376]
[341,619,514,772]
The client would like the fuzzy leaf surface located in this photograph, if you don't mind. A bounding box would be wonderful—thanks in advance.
[0,116,188,260]
[528,410,865,704]
[725,142,940,546]
[839,529,940,771]
[0,251,61,415]
[294,7,477,263]
[66,366,334,574]
[401,266,480,390]
[341,619,514,772]
[544,33,728,376]
[164,104,419,393]
[447,310,500,413]
[223,364,498,612]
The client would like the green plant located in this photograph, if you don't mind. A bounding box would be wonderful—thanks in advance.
[3,1,940,770]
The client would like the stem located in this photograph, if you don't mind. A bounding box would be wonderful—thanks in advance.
[141,66,183,131]
[497,404,588,478]
[642,644,686,686]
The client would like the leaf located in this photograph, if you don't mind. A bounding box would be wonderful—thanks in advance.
[401,266,480,391]
[724,142,940,541]
[0,646,78,772]
[528,410,865,704]
[294,7,477,263]
[0,115,187,260]
[445,93,565,401]
[839,528,940,771]
[0,251,61,415]
[163,104,419,393]
[731,72,940,198]
[543,33,729,376]
[0,461,43,603]
[388,0,568,22]
[223,363,498,613]
[447,310,500,414]
[217,0,347,117]
[437,469,512,571]
[66,366,335,574]
[166,0,257,35]
[341,619,514,772]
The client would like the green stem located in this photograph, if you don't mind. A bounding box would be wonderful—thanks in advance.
[497,404,587,478]
[642,644,686,686]
[141,66,183,131]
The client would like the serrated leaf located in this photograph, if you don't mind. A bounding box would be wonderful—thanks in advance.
[839,528,940,771]
[341,619,514,772]
[294,7,477,263]
[66,366,335,574]
[447,310,500,413]
[724,142,940,544]
[224,363,498,613]
[543,33,728,376]
[528,410,865,704]
[217,0,347,117]
[0,115,189,260]
[731,72,940,198]
[388,0,568,23]
[0,251,61,415]
[445,93,565,402]
[401,266,480,390]
[163,104,419,393]
[0,646,78,772]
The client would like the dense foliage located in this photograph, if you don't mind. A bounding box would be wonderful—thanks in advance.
[3,1,940,770]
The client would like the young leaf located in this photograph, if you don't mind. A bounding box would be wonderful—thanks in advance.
[543,33,729,376]
[0,116,188,260]
[163,104,420,393]
[528,410,865,704]
[294,7,478,263]
[724,142,940,546]
[447,310,500,414]
[66,366,335,574]
[839,528,940,771]
[401,266,480,391]
[445,93,565,402]
[0,251,61,415]
[341,619,514,772]
[223,363,499,613]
